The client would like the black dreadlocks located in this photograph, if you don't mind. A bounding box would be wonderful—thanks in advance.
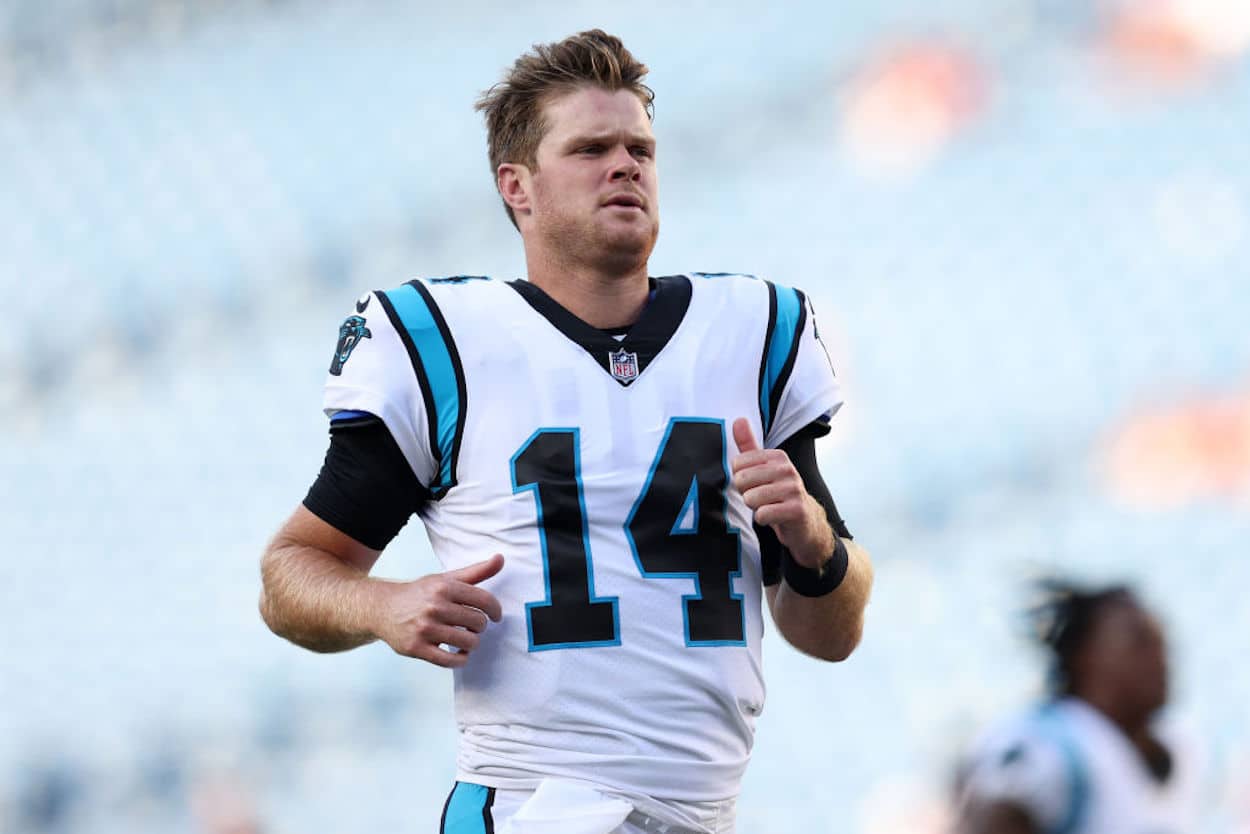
[1027,579,1135,696]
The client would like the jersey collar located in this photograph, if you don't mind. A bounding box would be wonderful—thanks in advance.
[507,276,692,387]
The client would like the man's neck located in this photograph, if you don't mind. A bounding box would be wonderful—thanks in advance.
[1073,692,1172,780]
[1074,689,1151,740]
[524,255,651,330]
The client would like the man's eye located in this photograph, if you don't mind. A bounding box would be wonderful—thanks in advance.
[631,147,653,158]
[580,145,604,154]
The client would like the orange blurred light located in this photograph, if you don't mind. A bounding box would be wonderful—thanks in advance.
[1103,389,1250,508]
[1101,0,1250,87]
[840,41,989,179]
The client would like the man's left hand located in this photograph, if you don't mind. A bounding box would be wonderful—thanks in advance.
[730,417,833,570]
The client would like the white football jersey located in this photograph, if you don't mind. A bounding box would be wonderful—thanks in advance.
[322,273,841,802]
[959,698,1200,834]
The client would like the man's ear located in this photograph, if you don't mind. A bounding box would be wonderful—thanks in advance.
[497,163,532,219]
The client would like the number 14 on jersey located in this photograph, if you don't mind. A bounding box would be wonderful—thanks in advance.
[510,419,746,650]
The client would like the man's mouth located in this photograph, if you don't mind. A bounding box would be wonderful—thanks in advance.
[603,193,644,210]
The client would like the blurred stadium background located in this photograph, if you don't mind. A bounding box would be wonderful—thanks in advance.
[3,0,1249,831]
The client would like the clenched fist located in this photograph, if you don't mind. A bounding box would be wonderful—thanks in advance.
[373,554,505,668]
[730,418,833,570]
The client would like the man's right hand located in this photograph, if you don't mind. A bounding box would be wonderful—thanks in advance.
[373,554,505,668]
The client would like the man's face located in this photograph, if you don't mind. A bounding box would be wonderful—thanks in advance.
[1083,599,1170,718]
[524,86,659,273]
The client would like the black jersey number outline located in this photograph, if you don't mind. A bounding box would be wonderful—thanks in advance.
[511,419,744,651]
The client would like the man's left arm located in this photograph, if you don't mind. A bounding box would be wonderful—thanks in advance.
[732,418,873,661]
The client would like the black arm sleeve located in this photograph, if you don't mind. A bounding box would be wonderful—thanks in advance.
[759,420,853,587]
[302,414,429,551]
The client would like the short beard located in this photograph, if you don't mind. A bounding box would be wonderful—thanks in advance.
[534,190,659,277]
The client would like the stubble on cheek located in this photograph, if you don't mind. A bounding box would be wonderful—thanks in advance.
[534,186,658,271]
[595,210,659,272]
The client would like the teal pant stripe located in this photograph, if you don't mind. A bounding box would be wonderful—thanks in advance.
[760,284,803,435]
[442,782,491,834]
[382,283,461,492]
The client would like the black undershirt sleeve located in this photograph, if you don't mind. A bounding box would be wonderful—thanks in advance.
[302,414,429,551]
[758,420,853,587]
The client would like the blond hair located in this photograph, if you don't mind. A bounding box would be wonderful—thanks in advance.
[475,29,654,227]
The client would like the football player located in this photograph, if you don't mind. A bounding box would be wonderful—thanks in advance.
[259,30,874,834]
[955,581,1199,834]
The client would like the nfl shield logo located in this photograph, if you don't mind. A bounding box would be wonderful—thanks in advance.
[609,348,640,383]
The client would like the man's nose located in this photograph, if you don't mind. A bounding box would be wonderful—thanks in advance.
[609,147,641,180]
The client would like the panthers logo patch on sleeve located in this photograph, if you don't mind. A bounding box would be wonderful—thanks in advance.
[329,315,372,376]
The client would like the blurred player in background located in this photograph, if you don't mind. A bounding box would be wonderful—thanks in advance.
[258,29,873,834]
[954,580,1199,833]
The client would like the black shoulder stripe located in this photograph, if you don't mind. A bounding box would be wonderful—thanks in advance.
[758,282,779,432]
[375,289,441,486]
[767,288,808,429]
[406,279,469,500]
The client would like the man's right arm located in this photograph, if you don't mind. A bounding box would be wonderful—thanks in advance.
[259,504,387,654]
[259,506,504,667]
[260,288,506,665]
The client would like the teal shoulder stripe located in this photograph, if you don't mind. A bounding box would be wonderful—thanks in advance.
[441,782,494,834]
[1035,705,1090,834]
[378,281,466,496]
[759,283,804,436]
